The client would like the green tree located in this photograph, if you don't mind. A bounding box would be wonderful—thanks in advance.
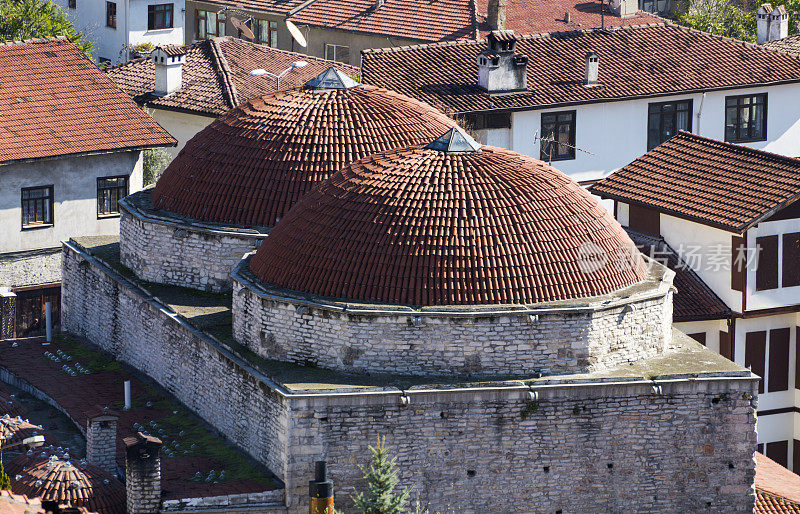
[352,436,410,514]
[0,0,93,57]
[0,458,11,490]
[143,147,173,186]
[677,0,757,41]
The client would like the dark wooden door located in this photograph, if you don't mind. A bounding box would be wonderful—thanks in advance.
[14,286,60,337]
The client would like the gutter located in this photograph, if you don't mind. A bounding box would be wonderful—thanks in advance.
[0,143,176,168]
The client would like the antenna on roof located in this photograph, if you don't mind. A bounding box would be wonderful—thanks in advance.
[532,130,595,165]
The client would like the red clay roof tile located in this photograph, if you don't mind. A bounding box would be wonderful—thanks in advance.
[758,490,800,514]
[0,38,175,164]
[757,453,800,507]
[590,131,800,233]
[250,135,646,305]
[150,80,456,227]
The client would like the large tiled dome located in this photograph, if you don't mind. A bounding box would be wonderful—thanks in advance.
[150,68,456,227]
[249,128,647,306]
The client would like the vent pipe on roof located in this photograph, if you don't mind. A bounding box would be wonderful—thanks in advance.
[757,4,788,44]
[585,52,599,86]
[487,0,507,31]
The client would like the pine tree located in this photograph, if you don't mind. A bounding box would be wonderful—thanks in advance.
[352,436,410,514]
[0,458,12,490]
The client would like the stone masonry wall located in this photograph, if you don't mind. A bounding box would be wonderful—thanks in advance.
[0,247,61,288]
[119,206,264,293]
[232,266,673,377]
[62,244,291,483]
[288,378,757,513]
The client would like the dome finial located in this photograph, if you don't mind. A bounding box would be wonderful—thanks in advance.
[305,67,359,90]
[425,126,482,154]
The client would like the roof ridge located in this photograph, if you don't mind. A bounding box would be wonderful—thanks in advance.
[287,0,321,17]
[0,35,68,47]
[209,37,240,108]
[216,36,358,71]
[673,130,800,167]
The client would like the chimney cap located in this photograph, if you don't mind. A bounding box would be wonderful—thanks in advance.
[488,29,517,42]
[586,51,599,59]
[87,405,120,421]
[153,45,186,58]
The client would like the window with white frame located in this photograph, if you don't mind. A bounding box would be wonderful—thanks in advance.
[325,44,350,64]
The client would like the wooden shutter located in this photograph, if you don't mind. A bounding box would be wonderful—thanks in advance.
[783,232,800,287]
[688,332,706,345]
[796,327,800,390]
[719,330,732,361]
[794,440,800,473]
[746,331,767,394]
[731,235,746,292]
[769,328,790,392]
[756,235,779,291]
[628,204,660,237]
[767,440,789,468]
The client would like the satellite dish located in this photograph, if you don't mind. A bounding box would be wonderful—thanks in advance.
[286,20,307,48]
[231,16,255,40]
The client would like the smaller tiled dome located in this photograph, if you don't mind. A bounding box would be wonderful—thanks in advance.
[150,68,456,227]
[250,127,647,306]
[0,415,42,448]
[7,451,126,514]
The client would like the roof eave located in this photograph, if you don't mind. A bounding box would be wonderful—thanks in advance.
[0,142,177,168]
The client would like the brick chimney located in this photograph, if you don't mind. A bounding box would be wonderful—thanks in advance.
[757,4,788,44]
[124,432,162,514]
[487,0,507,30]
[151,46,185,97]
[477,30,528,92]
[86,406,119,475]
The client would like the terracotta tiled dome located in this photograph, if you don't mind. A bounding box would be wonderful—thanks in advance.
[7,451,126,514]
[150,68,456,227]
[249,128,647,306]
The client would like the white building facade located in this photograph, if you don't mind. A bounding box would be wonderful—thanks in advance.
[56,0,186,63]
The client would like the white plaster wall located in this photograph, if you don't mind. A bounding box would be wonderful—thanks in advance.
[56,0,184,63]
[0,151,143,254]
[149,108,215,157]
[475,128,511,148]
[674,319,726,354]
[747,218,800,310]
[508,83,800,183]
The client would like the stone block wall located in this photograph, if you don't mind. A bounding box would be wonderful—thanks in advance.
[232,260,673,377]
[119,198,265,293]
[0,247,61,288]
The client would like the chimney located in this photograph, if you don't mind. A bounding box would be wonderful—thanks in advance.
[477,30,528,92]
[758,4,789,43]
[487,0,507,30]
[124,432,162,514]
[608,0,638,17]
[151,46,186,97]
[585,52,599,86]
[86,406,119,476]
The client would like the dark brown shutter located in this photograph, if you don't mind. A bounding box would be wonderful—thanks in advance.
[732,236,746,292]
[688,332,707,345]
[767,440,789,468]
[758,443,764,455]
[746,331,767,394]
[769,328,790,392]
[794,440,800,473]
[796,327,800,390]
[756,235,779,291]
[783,232,800,287]
[628,204,660,237]
[720,330,732,361]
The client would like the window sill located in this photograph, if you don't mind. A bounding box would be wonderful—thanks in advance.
[540,156,576,162]
[145,28,175,34]
[725,137,767,144]
[21,223,54,231]
[97,213,121,220]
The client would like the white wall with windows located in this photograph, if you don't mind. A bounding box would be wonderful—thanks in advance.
[0,151,143,254]
[56,0,185,63]
[504,83,800,183]
[747,218,800,310]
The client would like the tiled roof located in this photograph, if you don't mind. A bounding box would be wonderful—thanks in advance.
[0,415,43,448]
[288,0,477,42]
[150,80,456,227]
[0,490,96,514]
[250,136,646,306]
[764,34,800,55]
[757,453,800,506]
[590,131,800,233]
[200,0,308,12]
[7,450,126,514]
[626,231,730,322]
[360,23,800,114]
[0,38,175,165]
[758,491,800,514]
[475,0,662,35]
[105,37,357,116]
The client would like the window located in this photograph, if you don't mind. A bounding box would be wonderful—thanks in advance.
[782,232,800,287]
[21,186,53,228]
[731,235,746,292]
[148,4,173,30]
[768,328,790,392]
[325,44,350,64]
[627,204,660,237]
[647,100,691,150]
[106,1,116,28]
[68,0,76,8]
[725,93,767,143]
[540,111,576,161]
[767,440,789,469]
[197,9,225,39]
[462,112,511,130]
[639,0,668,13]
[756,234,779,291]
[97,176,128,217]
[257,20,278,47]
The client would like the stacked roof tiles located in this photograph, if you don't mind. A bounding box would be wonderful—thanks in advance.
[149,78,457,227]
[0,415,43,448]
[250,128,646,306]
[360,23,800,114]
[105,37,358,116]
[7,451,125,514]
[0,38,175,164]
[590,131,800,233]
[756,453,800,513]
[765,34,800,55]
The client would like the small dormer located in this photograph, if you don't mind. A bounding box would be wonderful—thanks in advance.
[151,45,186,97]
[477,31,528,93]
